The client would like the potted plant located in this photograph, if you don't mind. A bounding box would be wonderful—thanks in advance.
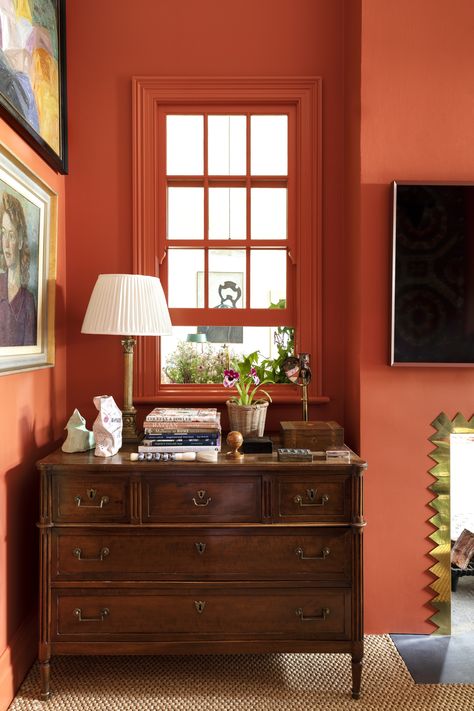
[223,351,273,437]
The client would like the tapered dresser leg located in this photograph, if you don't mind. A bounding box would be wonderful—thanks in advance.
[39,658,50,700]
[351,653,363,699]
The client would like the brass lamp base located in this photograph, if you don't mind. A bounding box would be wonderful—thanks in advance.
[121,336,140,443]
[122,407,140,442]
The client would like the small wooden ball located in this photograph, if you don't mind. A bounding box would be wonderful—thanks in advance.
[226,430,244,458]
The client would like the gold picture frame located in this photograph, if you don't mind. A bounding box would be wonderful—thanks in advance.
[0,142,57,375]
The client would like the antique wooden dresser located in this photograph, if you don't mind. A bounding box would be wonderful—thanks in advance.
[37,446,366,699]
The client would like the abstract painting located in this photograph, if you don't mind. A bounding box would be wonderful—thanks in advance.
[0,140,57,374]
[0,0,67,173]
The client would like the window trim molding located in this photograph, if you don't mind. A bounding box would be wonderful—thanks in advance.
[132,76,322,403]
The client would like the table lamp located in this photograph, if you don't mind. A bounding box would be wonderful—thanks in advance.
[81,274,172,441]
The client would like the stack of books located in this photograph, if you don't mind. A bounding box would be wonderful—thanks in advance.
[139,408,221,453]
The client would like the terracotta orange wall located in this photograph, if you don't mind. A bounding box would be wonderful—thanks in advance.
[359,0,474,632]
[65,0,347,430]
[0,121,66,711]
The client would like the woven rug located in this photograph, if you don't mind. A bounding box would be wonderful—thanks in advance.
[9,635,474,711]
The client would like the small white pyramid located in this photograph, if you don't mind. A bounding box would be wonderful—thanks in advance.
[62,408,95,452]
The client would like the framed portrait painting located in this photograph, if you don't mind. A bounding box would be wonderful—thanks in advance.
[0,141,57,375]
[0,0,67,173]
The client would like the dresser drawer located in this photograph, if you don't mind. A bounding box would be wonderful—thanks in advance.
[277,474,351,522]
[52,528,352,582]
[53,474,130,523]
[53,587,351,641]
[142,476,260,522]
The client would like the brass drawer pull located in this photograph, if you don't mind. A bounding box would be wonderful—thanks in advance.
[73,607,110,623]
[75,494,110,509]
[295,546,330,560]
[73,547,110,561]
[296,607,330,622]
[192,490,212,507]
[294,488,329,507]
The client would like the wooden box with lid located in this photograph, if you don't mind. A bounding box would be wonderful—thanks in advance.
[280,420,344,451]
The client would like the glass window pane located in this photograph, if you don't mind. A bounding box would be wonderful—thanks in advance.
[250,250,286,308]
[205,249,247,308]
[168,249,204,307]
[166,115,203,175]
[209,188,246,239]
[167,187,204,239]
[251,115,288,175]
[208,115,246,175]
[161,325,295,383]
[251,188,287,239]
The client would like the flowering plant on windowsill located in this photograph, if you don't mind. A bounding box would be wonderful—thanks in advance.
[223,351,274,405]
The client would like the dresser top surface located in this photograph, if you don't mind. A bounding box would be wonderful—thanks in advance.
[37,444,366,472]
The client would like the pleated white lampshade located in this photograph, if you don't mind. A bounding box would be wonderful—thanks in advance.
[81,274,172,336]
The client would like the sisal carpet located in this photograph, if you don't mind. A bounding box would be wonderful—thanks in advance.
[9,636,474,711]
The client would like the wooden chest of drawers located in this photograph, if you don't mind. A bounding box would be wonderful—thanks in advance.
[37,446,366,700]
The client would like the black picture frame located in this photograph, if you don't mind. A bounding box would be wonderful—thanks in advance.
[391,181,474,366]
[0,0,68,174]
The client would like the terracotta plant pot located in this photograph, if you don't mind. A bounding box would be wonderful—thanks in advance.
[226,400,269,438]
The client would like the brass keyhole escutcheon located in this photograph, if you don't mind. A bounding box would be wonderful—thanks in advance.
[294,489,329,508]
[192,489,212,507]
[87,488,97,500]
[195,542,207,555]
[194,600,206,614]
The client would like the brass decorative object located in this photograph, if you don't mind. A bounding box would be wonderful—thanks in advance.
[282,353,312,420]
[428,411,474,635]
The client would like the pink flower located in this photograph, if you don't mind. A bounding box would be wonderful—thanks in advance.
[223,368,240,388]
[250,367,260,385]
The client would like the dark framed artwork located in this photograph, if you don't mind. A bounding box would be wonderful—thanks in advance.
[0,141,57,375]
[391,181,474,365]
[0,0,68,174]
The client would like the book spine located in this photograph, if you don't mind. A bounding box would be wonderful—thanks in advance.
[143,427,221,437]
[141,437,219,445]
[145,416,219,423]
[143,432,220,438]
[145,408,218,421]
[143,426,221,437]
[144,424,221,432]
[137,444,221,453]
